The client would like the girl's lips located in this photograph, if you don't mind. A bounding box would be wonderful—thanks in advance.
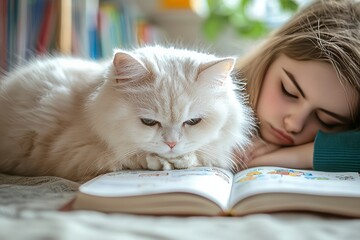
[270,126,294,145]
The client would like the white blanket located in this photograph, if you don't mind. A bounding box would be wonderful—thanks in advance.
[1,173,360,240]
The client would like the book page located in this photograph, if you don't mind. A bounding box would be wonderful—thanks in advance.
[80,167,234,210]
[229,167,360,207]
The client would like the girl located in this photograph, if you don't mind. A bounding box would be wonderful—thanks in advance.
[235,0,360,171]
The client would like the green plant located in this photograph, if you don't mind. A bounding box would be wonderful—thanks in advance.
[202,0,299,40]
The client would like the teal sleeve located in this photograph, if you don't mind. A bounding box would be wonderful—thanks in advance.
[313,131,360,172]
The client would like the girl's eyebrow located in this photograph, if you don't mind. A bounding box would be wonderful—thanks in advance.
[282,68,349,124]
[282,68,305,98]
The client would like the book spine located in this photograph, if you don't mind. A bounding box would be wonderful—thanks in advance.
[0,0,8,71]
[59,0,72,55]
[36,0,55,55]
[6,0,18,69]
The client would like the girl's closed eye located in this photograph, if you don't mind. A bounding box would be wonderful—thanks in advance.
[316,116,338,129]
[281,82,298,99]
[315,112,345,130]
[316,114,345,130]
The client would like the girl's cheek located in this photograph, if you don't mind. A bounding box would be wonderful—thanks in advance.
[295,121,320,145]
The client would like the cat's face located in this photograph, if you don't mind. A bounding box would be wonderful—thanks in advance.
[97,46,240,159]
[125,77,231,159]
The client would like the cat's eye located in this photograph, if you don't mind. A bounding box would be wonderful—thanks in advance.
[184,118,202,126]
[141,118,160,127]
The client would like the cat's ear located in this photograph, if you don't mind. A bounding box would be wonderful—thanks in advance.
[197,58,235,85]
[113,50,150,83]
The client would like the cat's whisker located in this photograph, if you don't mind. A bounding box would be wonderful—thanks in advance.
[229,149,248,172]
[195,147,233,170]
[185,137,250,173]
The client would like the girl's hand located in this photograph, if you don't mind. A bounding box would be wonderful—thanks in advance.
[248,137,281,161]
[237,137,314,170]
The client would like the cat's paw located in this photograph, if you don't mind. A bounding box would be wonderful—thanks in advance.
[146,153,174,170]
[169,152,198,169]
[146,153,162,170]
[160,160,174,171]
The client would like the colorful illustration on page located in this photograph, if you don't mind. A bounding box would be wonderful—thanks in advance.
[237,168,356,183]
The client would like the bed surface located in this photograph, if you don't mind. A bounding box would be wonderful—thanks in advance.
[1,173,359,240]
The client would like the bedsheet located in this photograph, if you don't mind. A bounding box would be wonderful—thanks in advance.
[1,173,360,240]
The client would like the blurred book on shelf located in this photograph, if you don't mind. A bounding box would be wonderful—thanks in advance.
[1,0,162,71]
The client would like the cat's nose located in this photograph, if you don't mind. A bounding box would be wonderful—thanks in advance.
[165,142,177,149]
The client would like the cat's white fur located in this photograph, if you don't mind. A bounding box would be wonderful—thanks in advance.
[0,46,254,181]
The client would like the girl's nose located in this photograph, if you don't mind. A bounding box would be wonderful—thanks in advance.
[283,112,308,134]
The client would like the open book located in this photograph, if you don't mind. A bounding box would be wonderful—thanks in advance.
[71,167,360,217]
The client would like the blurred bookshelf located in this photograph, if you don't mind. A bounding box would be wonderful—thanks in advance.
[1,0,299,72]
[1,0,200,71]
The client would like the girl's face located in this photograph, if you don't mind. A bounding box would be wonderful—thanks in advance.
[256,54,358,146]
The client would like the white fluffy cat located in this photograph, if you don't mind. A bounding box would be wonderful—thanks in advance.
[0,45,254,181]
